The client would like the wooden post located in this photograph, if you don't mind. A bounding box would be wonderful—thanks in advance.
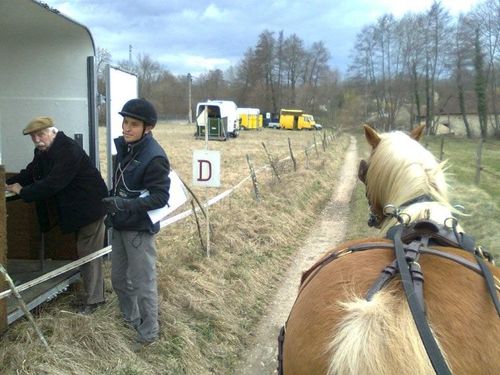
[246,155,261,202]
[322,132,327,151]
[262,142,281,182]
[0,264,50,349]
[304,148,310,169]
[439,136,445,161]
[475,138,484,185]
[288,138,297,171]
[190,200,206,253]
[313,134,319,156]
[0,165,7,334]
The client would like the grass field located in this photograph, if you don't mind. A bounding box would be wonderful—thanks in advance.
[2,125,497,375]
[1,124,351,375]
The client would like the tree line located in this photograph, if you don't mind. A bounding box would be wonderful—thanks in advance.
[97,30,339,125]
[348,0,499,137]
[97,0,499,137]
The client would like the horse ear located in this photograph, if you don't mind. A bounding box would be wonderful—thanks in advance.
[410,125,426,141]
[363,124,381,149]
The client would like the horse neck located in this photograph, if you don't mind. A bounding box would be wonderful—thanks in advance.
[379,201,463,235]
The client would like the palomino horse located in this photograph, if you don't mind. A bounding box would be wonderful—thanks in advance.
[279,125,500,375]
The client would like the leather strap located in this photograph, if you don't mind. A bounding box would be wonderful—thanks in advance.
[277,326,285,375]
[474,254,500,316]
[393,227,452,375]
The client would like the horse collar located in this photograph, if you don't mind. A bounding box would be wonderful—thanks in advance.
[368,194,434,228]
[400,194,434,208]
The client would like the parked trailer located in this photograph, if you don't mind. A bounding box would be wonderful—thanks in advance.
[0,0,101,332]
[237,108,263,130]
[279,109,318,130]
[263,112,279,128]
[195,100,240,140]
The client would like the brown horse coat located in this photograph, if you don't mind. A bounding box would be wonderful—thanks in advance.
[283,239,500,375]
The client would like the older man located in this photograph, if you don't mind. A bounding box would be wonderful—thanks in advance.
[6,116,108,314]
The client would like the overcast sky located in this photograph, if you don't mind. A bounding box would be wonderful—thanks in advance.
[43,0,482,78]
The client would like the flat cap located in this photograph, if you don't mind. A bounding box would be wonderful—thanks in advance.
[23,116,54,135]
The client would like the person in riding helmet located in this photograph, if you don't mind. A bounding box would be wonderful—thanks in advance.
[102,98,170,349]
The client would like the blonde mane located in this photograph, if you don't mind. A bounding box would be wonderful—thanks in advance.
[365,130,459,233]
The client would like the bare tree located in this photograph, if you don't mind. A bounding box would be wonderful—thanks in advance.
[300,41,331,113]
[96,47,112,80]
[196,69,227,101]
[474,28,489,138]
[399,14,426,128]
[282,34,305,107]
[452,15,475,137]
[470,0,500,134]
[422,2,453,134]
[254,30,278,113]
[135,54,163,99]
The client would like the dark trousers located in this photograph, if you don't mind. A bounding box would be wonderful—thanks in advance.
[76,217,105,305]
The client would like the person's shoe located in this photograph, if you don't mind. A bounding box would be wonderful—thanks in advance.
[69,299,86,308]
[77,301,105,315]
[122,318,141,330]
[131,338,156,352]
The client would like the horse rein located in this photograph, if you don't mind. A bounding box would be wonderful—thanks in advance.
[277,219,500,375]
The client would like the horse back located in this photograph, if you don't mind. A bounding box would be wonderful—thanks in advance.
[283,238,500,375]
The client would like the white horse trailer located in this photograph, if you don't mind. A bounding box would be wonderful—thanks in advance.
[0,0,102,331]
[195,100,240,140]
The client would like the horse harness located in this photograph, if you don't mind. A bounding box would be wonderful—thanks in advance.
[277,219,500,375]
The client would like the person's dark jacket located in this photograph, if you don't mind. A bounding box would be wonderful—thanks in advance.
[6,131,108,233]
[109,132,170,234]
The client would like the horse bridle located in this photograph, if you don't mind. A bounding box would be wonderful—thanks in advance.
[358,158,386,227]
[358,159,434,228]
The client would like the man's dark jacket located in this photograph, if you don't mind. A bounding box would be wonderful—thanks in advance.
[6,131,108,233]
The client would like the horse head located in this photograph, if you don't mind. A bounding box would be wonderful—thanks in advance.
[359,124,460,234]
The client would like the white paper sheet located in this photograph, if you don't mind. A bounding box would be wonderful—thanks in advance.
[140,170,188,224]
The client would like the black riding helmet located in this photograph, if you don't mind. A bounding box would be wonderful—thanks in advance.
[119,98,157,127]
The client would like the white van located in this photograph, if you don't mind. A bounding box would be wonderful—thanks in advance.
[195,100,240,140]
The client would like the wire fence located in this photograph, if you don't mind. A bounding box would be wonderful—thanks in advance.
[1,129,338,305]
[431,136,500,185]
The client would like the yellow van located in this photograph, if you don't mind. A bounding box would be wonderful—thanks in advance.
[279,109,317,130]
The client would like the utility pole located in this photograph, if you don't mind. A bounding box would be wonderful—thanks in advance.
[128,44,132,69]
[187,73,193,123]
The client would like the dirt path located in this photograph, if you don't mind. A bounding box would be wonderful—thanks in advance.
[238,136,359,375]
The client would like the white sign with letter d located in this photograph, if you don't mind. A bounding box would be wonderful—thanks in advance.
[192,149,221,187]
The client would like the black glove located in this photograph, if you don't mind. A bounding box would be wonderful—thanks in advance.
[102,196,131,214]
[104,214,114,229]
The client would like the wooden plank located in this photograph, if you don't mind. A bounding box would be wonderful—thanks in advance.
[0,246,111,300]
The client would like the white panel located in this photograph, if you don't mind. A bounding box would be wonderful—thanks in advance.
[105,65,138,188]
[192,150,221,187]
[106,66,139,155]
[0,0,95,172]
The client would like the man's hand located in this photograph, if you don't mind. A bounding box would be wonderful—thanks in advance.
[102,196,131,214]
[6,183,22,195]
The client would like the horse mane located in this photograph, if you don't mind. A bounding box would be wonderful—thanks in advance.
[365,130,459,233]
[326,286,441,375]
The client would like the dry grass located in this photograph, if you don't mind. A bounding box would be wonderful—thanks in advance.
[1,124,350,374]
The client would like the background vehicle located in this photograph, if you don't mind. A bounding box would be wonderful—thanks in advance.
[195,100,240,140]
[237,108,262,130]
[279,109,317,130]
